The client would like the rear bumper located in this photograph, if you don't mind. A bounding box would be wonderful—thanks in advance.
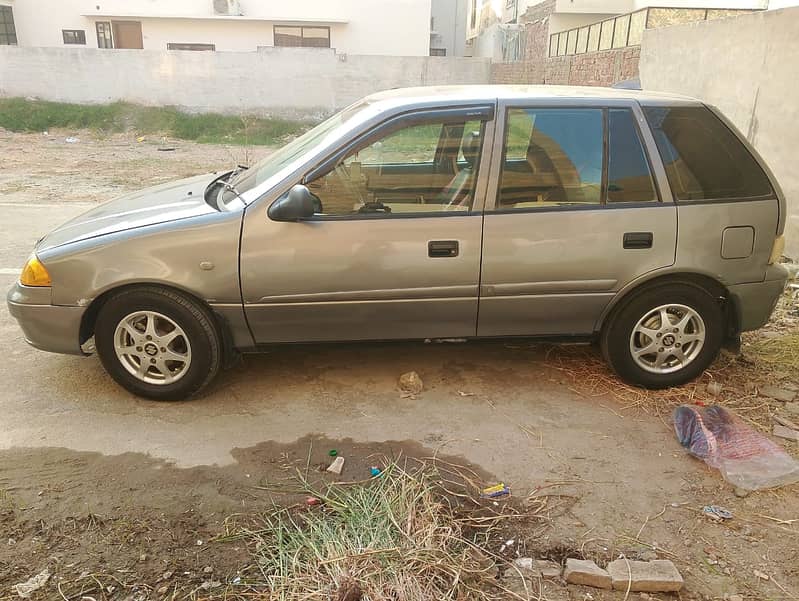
[728,264,789,332]
[6,283,86,355]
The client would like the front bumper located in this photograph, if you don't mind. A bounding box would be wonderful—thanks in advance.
[7,283,86,355]
[728,264,790,332]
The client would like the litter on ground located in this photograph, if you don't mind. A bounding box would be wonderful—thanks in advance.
[13,568,51,598]
[674,404,799,491]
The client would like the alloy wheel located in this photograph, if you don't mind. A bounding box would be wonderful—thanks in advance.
[629,303,706,374]
[113,310,192,385]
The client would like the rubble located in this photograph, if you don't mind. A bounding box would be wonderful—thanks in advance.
[773,424,799,441]
[774,414,799,430]
[760,385,796,402]
[512,557,562,578]
[398,371,423,395]
[327,456,345,475]
[606,559,684,592]
[563,559,611,589]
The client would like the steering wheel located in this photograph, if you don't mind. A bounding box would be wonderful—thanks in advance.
[334,162,366,206]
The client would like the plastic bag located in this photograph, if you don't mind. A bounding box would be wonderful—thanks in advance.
[673,405,799,491]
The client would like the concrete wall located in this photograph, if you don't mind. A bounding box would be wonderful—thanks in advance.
[1,0,433,55]
[0,46,491,120]
[639,7,799,257]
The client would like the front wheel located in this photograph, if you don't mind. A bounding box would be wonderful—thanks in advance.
[95,287,221,400]
[601,283,724,389]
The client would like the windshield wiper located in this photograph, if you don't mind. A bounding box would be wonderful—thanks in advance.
[227,164,249,185]
[221,180,246,204]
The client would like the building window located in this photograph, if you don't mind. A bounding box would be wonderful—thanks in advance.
[273,26,330,48]
[96,21,113,48]
[430,48,446,56]
[62,29,86,45]
[0,5,17,45]
[167,42,215,51]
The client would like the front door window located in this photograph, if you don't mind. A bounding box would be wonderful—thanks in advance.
[305,117,485,216]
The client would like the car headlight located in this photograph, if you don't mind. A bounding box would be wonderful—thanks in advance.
[19,254,52,287]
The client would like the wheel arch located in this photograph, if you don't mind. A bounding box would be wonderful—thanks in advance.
[80,282,235,359]
[597,271,738,342]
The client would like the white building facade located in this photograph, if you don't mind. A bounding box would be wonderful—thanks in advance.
[0,0,434,55]
[430,0,469,56]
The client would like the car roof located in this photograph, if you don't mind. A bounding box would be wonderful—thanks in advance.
[364,84,701,109]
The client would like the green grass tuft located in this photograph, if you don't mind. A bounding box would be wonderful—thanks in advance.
[0,98,307,146]
[215,459,535,600]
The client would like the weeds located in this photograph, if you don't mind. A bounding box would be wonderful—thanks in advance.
[0,98,307,145]
[746,331,799,373]
[217,459,547,600]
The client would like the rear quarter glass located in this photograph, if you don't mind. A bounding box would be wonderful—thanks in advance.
[642,106,773,201]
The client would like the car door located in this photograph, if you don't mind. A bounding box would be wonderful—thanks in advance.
[240,106,495,343]
[477,99,678,337]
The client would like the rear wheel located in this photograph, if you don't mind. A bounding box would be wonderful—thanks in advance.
[95,287,221,400]
[601,283,724,389]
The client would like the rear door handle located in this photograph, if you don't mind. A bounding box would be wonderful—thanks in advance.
[428,240,459,258]
[623,232,653,249]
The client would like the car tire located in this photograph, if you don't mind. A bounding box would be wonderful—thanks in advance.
[94,287,221,401]
[600,283,724,389]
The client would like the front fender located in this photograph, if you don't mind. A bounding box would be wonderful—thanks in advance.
[39,211,244,307]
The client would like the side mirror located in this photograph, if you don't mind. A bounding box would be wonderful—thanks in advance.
[268,185,316,222]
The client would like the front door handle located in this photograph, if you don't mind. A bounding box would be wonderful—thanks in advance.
[623,232,653,249]
[428,240,459,258]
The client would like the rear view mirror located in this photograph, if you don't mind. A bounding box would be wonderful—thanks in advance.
[268,185,316,222]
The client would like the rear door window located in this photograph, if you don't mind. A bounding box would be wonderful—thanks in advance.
[643,106,773,201]
[607,108,658,203]
[497,108,604,209]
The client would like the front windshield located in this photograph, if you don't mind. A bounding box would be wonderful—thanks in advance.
[225,100,373,202]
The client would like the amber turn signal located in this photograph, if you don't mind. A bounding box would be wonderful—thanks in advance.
[19,254,52,287]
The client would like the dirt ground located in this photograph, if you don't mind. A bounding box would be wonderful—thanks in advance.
[0,129,798,601]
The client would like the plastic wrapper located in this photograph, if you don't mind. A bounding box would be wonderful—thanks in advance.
[673,405,799,491]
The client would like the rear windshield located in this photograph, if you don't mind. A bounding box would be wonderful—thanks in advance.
[643,106,773,201]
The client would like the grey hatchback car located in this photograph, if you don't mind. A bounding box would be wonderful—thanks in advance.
[7,86,789,400]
